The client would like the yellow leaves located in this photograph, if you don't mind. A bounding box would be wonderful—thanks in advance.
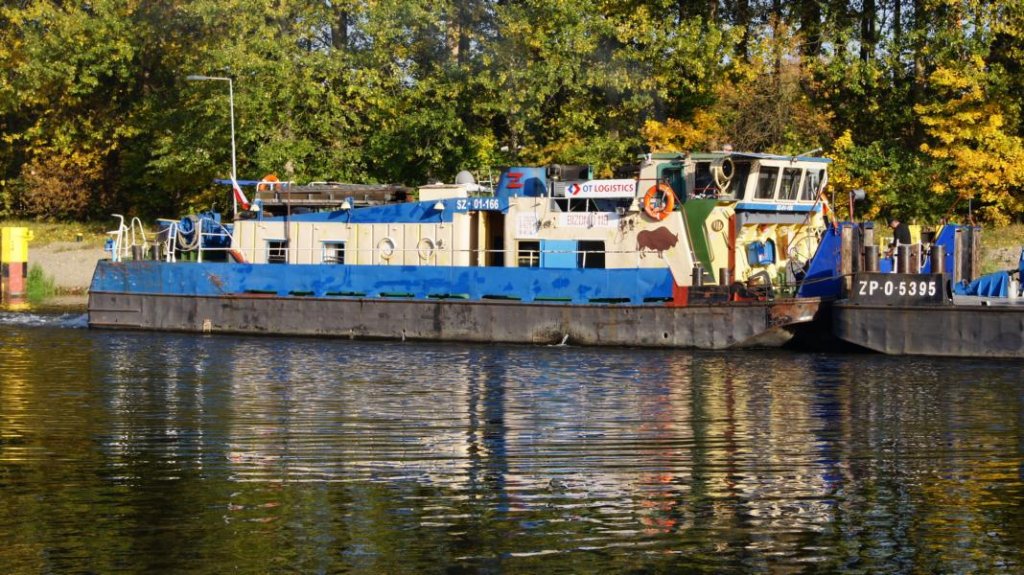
[833,130,855,153]
[929,65,974,93]
[825,131,862,195]
[642,111,723,153]
[914,55,1024,223]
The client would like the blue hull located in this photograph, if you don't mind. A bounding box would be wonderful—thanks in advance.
[90,260,675,304]
[87,261,823,349]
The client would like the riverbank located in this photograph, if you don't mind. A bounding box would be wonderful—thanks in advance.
[2,220,109,296]
[32,241,108,295]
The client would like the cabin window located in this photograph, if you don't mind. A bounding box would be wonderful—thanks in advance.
[755,167,780,200]
[578,241,606,269]
[801,168,824,201]
[266,240,288,264]
[727,161,752,199]
[693,163,715,197]
[322,241,345,264]
[660,166,685,199]
[554,198,599,212]
[518,240,540,267]
[779,168,802,201]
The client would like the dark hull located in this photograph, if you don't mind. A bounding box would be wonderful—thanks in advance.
[88,291,823,350]
[833,302,1024,358]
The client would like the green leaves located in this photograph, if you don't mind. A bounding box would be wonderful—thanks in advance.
[2,0,1024,223]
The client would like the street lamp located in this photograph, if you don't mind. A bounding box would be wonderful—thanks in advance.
[186,74,238,214]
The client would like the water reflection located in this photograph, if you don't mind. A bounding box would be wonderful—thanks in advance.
[0,319,1022,573]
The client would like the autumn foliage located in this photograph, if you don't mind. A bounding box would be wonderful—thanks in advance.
[2,0,1023,224]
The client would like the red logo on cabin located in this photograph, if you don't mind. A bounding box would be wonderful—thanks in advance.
[506,171,524,189]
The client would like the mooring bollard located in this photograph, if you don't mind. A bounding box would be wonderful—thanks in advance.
[719,267,732,287]
[930,244,946,274]
[896,244,911,273]
[864,245,879,272]
[1,227,31,298]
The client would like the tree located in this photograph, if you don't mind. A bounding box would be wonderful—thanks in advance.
[917,59,1024,225]
[643,30,833,156]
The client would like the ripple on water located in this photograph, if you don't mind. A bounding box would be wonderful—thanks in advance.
[0,327,1022,573]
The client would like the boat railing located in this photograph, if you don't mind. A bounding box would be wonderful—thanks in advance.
[184,245,676,269]
[156,218,180,262]
[195,226,234,263]
[144,215,236,263]
[106,215,150,262]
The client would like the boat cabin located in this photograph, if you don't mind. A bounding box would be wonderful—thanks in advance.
[228,151,831,290]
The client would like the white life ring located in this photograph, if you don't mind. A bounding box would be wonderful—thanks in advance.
[417,237,436,260]
[377,237,396,260]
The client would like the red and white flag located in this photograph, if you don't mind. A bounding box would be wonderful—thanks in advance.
[231,176,250,210]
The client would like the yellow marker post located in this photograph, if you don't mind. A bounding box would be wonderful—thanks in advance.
[1,227,32,297]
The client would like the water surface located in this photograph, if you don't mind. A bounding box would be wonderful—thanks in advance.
[1,312,1022,573]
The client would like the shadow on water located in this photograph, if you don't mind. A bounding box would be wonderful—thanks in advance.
[0,314,1022,573]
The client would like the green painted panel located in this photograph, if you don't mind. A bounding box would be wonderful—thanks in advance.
[682,199,719,272]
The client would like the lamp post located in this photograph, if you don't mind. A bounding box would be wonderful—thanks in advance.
[186,74,237,214]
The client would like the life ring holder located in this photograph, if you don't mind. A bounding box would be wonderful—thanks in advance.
[256,174,280,193]
[377,237,396,261]
[643,184,676,221]
[417,237,436,260]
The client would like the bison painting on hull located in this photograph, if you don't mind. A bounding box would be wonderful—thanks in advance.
[637,227,679,258]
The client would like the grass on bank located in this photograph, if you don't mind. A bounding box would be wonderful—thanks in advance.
[25,263,56,302]
[0,220,109,248]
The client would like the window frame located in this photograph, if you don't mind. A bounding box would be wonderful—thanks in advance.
[754,166,781,200]
[321,240,346,264]
[779,167,803,201]
[517,240,540,268]
[266,239,288,264]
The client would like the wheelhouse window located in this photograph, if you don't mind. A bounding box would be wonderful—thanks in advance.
[578,241,606,269]
[726,161,752,199]
[801,168,825,201]
[517,240,540,267]
[267,240,288,264]
[693,162,715,197]
[755,167,780,200]
[779,168,802,201]
[322,241,345,264]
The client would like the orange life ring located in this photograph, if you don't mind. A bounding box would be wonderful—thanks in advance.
[643,184,676,220]
[256,174,280,193]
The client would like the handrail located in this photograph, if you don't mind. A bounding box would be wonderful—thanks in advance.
[107,214,127,262]
[108,214,155,261]
[156,218,179,262]
[188,245,725,272]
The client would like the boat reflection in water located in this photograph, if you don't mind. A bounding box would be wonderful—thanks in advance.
[1,322,1022,572]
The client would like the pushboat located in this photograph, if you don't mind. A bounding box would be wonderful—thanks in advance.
[88,151,848,349]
